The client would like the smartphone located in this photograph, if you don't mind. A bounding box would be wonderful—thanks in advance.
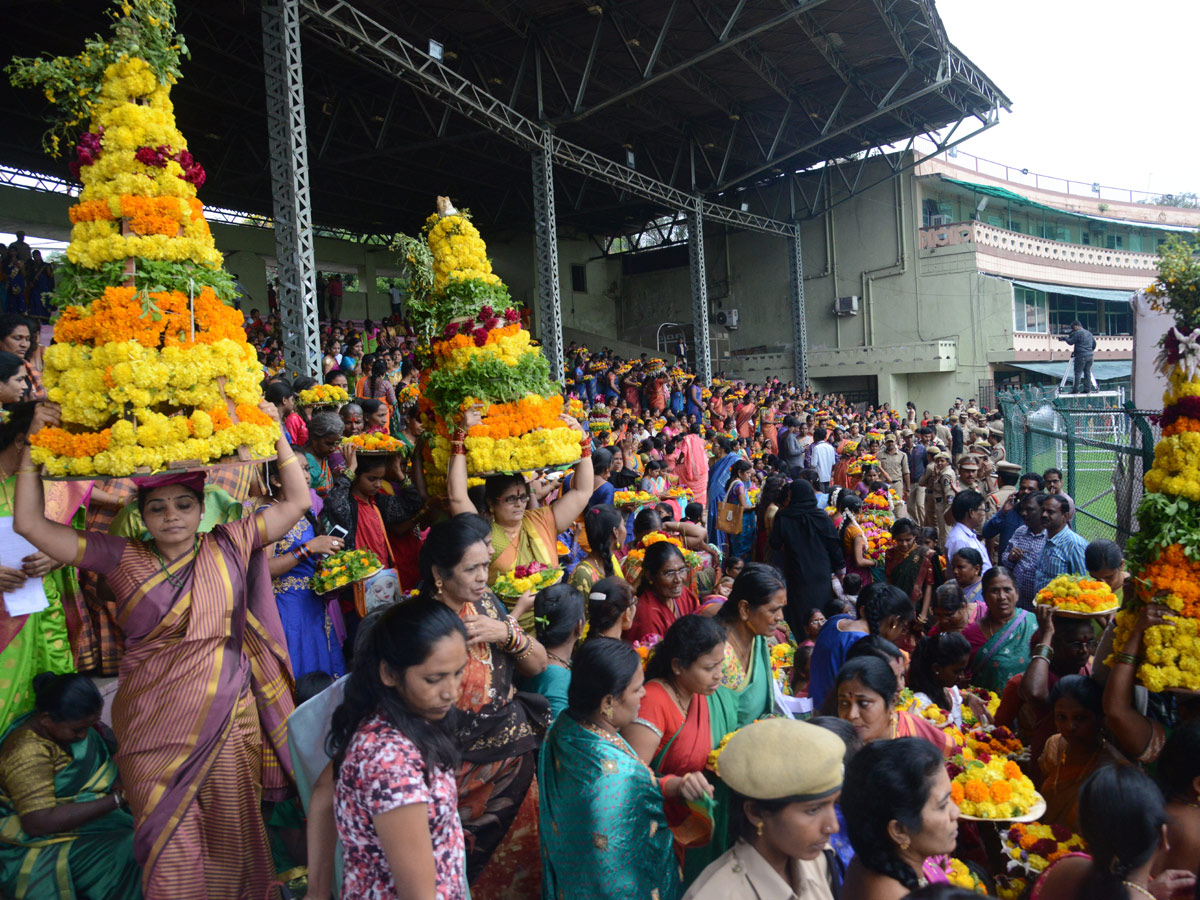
[328,525,349,541]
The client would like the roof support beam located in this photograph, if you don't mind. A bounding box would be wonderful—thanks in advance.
[644,0,681,78]
[572,17,604,113]
[554,0,829,125]
[299,0,795,236]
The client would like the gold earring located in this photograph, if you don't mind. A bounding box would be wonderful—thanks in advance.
[603,705,613,720]
[898,836,910,851]
[755,821,764,838]
[435,580,443,592]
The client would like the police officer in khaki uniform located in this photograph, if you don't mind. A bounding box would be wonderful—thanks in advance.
[683,718,843,900]
[922,449,955,543]
[988,423,1006,465]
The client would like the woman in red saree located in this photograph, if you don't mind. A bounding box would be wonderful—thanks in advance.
[624,542,700,645]
[15,402,310,900]
[759,400,779,455]
[674,430,709,508]
[734,398,757,440]
[623,614,739,885]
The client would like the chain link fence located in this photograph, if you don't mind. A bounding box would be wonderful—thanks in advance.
[998,388,1160,546]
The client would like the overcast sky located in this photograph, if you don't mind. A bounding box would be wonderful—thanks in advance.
[935,0,1199,198]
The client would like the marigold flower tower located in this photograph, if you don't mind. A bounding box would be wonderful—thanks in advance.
[1109,234,1200,691]
[9,0,279,476]
[401,198,580,489]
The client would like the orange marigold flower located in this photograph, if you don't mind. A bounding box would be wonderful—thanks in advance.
[1003,760,1022,781]
[990,781,1013,803]
[963,780,989,803]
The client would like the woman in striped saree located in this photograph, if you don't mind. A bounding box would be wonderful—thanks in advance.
[15,401,311,900]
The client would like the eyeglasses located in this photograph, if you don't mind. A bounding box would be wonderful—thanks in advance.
[1062,639,1098,652]
[660,567,689,580]
[499,494,528,506]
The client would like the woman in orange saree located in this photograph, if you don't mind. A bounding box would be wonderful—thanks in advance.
[15,402,312,900]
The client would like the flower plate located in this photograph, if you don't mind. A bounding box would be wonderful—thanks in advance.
[1049,605,1119,619]
[958,795,1046,824]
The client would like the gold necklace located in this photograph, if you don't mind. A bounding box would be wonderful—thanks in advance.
[727,627,753,667]
[1122,881,1154,900]
[663,680,691,716]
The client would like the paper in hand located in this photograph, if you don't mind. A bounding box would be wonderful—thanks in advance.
[0,517,48,616]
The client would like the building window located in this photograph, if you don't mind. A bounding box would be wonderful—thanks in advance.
[1104,234,1124,250]
[570,264,587,293]
[1049,296,1099,334]
[1105,305,1133,335]
[1014,286,1047,333]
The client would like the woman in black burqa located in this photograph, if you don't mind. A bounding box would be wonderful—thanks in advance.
[769,479,845,635]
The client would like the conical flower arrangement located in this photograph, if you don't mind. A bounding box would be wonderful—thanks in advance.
[401,198,580,490]
[9,2,279,476]
[1110,234,1200,691]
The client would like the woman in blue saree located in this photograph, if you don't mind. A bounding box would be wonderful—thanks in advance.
[714,564,785,726]
[540,638,701,900]
[0,673,141,899]
[705,438,741,546]
[256,461,347,679]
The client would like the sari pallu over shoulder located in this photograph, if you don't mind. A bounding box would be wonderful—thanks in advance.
[74,514,295,884]
[539,715,682,900]
[0,713,141,900]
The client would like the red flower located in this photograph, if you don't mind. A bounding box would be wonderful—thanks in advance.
[472,328,488,347]
[1030,838,1058,856]
[135,146,166,167]
[975,749,992,764]
[1049,824,1073,842]
[479,305,494,319]
[504,308,519,322]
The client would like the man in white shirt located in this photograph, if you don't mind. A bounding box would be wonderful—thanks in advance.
[945,488,992,574]
[810,427,836,493]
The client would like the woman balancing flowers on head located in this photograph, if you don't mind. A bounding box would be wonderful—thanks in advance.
[14,400,309,899]
[447,405,594,630]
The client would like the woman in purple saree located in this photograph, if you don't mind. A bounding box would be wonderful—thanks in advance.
[15,402,311,900]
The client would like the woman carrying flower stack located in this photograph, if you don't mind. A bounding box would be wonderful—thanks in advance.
[447,407,593,631]
[15,400,307,900]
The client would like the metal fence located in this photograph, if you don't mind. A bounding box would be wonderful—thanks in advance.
[997,388,1159,546]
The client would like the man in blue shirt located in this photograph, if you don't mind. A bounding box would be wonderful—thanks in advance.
[903,429,928,525]
[982,468,1044,559]
[1034,494,1089,592]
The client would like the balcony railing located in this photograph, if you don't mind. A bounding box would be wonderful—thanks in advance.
[919,221,1159,272]
[1012,332,1133,356]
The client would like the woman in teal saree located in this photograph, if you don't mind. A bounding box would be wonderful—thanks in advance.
[541,639,699,900]
[714,563,786,726]
[0,673,141,899]
[964,567,1036,693]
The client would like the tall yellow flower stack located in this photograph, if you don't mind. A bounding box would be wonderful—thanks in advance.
[404,198,580,490]
[1108,235,1200,691]
[9,0,279,476]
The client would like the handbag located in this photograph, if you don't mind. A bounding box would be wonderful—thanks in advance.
[716,481,744,535]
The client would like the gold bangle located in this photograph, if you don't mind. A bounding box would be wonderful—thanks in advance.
[16,467,39,475]
[279,455,298,469]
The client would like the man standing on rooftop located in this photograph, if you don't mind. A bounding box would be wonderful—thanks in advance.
[1064,319,1096,394]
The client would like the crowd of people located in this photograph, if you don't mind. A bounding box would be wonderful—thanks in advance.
[0,307,1197,900]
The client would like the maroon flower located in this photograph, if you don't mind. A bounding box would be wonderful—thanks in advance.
[472,328,488,347]
[504,308,519,322]
[975,749,992,764]
[1030,838,1058,856]
[479,305,494,319]
[1049,823,1073,842]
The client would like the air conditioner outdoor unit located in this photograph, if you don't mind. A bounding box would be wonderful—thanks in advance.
[834,295,859,317]
[928,214,952,226]
[715,308,739,329]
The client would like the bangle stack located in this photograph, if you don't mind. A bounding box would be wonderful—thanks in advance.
[1031,644,1053,663]
[1114,650,1141,667]
[579,436,592,459]
[452,429,467,456]
[292,544,314,563]
[503,616,533,659]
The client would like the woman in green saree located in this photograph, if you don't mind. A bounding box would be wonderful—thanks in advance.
[0,673,141,899]
[713,563,785,725]
[540,638,705,900]
[964,566,1036,693]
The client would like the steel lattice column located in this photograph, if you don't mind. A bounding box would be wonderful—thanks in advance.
[532,131,564,381]
[688,202,712,385]
[788,225,808,388]
[262,0,321,378]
